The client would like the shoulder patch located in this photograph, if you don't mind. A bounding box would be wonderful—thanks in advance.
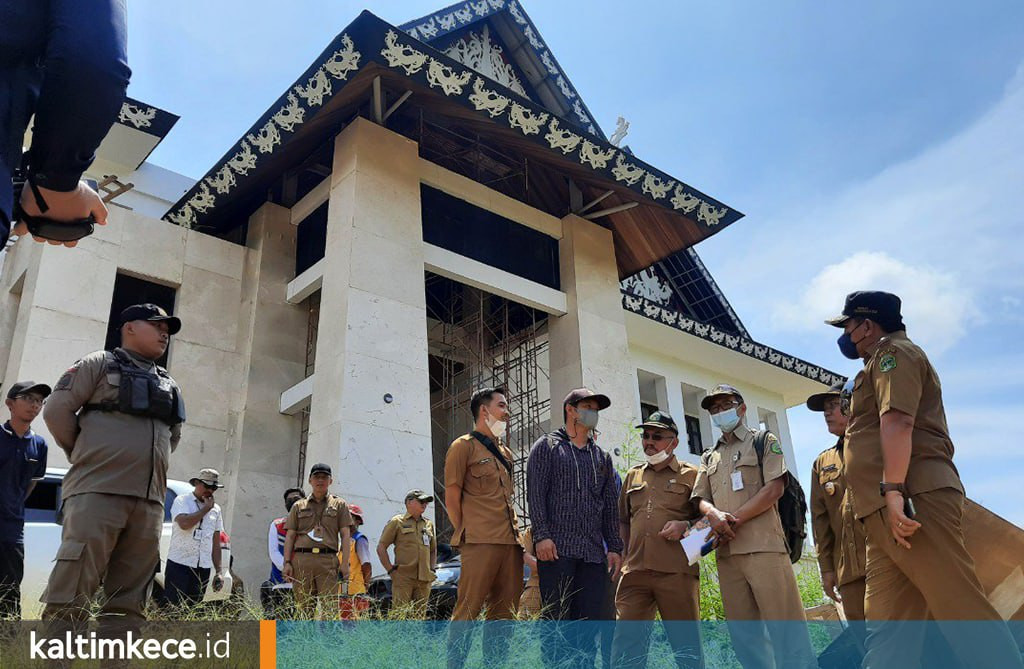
[54,362,81,391]
[879,353,897,373]
[769,441,784,455]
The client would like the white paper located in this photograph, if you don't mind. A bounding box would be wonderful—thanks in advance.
[731,471,744,491]
[681,525,714,565]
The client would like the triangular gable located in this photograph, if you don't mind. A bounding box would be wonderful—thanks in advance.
[400,0,606,139]
[621,249,749,338]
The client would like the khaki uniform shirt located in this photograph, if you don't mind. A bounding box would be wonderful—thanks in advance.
[43,347,182,504]
[620,456,701,576]
[380,512,436,582]
[444,434,518,546]
[691,423,788,557]
[810,439,866,585]
[285,493,352,552]
[845,331,963,520]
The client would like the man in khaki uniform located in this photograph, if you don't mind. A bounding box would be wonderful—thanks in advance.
[282,462,352,619]
[807,381,867,622]
[444,387,522,669]
[691,384,816,669]
[41,304,184,629]
[378,489,437,616]
[612,412,703,669]
[829,291,1023,669]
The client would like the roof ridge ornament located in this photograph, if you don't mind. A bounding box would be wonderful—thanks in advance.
[610,117,629,147]
[443,24,528,97]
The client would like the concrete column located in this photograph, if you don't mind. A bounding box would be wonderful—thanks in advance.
[222,201,307,591]
[548,214,638,465]
[305,119,434,571]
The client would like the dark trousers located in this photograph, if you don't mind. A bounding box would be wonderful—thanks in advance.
[538,557,610,669]
[0,541,25,620]
[163,559,210,608]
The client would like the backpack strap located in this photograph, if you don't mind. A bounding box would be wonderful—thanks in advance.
[752,429,768,467]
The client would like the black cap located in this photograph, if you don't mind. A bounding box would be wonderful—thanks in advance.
[806,380,846,412]
[563,388,611,410]
[700,384,744,411]
[636,411,679,434]
[405,489,434,503]
[120,303,182,335]
[309,463,332,476]
[826,291,904,330]
[6,380,52,401]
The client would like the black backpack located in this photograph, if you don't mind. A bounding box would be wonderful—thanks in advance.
[753,430,808,563]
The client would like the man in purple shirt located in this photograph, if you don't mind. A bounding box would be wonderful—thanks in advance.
[527,388,623,669]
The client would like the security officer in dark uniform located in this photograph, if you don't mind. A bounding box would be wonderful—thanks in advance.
[828,291,1023,669]
[41,303,184,628]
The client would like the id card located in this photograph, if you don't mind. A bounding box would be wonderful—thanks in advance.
[731,471,744,492]
[422,532,431,546]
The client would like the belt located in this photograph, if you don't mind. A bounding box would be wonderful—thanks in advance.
[293,547,337,555]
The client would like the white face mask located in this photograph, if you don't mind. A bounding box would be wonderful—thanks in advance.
[645,449,671,466]
[485,410,507,439]
[712,408,741,433]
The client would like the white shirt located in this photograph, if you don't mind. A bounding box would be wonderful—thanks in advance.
[168,493,223,569]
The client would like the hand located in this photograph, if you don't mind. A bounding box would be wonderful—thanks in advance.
[535,538,558,562]
[14,180,108,248]
[821,571,841,603]
[339,565,350,582]
[283,562,294,583]
[607,552,622,581]
[885,491,921,549]
[201,495,215,513]
[706,508,737,542]
[213,574,224,591]
[657,520,691,542]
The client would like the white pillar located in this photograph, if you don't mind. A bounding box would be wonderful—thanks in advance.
[548,214,638,465]
[305,119,434,571]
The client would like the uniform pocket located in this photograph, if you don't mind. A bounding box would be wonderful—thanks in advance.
[665,481,691,496]
[41,540,87,605]
[468,461,499,494]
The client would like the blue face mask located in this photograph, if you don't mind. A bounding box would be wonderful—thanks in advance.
[837,322,867,360]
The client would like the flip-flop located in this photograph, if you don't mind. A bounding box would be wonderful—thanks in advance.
[12,172,95,243]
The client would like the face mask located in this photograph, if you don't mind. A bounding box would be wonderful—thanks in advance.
[837,322,867,360]
[485,410,507,439]
[576,408,600,430]
[645,449,671,466]
[711,408,741,433]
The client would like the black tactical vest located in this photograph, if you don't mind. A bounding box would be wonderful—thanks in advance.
[84,349,186,426]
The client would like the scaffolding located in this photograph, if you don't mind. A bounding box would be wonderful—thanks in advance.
[425,272,549,541]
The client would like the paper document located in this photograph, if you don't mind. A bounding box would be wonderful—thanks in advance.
[681,517,715,565]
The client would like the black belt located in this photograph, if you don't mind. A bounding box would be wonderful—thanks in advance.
[293,547,337,555]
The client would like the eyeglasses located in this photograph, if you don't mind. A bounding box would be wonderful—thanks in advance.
[14,394,45,407]
[641,432,672,441]
[822,399,842,414]
[707,401,739,414]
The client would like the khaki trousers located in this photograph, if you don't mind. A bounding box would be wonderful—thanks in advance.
[717,552,816,669]
[612,570,702,669]
[862,488,1022,669]
[447,543,523,669]
[838,577,866,622]
[392,574,432,615]
[41,493,162,624]
[291,552,339,618]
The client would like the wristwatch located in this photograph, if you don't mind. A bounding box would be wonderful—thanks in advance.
[879,482,907,497]
[388,566,398,574]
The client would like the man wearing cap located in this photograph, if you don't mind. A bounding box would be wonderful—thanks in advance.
[691,384,816,669]
[41,303,185,628]
[445,387,521,669]
[164,468,225,607]
[827,291,1023,668]
[527,388,623,669]
[807,381,867,622]
[611,411,703,669]
[378,490,437,614]
[282,463,352,618]
[0,381,50,619]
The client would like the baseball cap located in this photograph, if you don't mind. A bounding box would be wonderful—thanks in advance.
[700,384,744,411]
[825,291,904,330]
[563,388,611,411]
[636,410,679,434]
[309,463,332,476]
[349,504,365,523]
[119,303,182,335]
[6,380,52,400]
[806,380,846,412]
[405,489,434,503]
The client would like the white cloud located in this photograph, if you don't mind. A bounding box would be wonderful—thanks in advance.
[773,251,978,355]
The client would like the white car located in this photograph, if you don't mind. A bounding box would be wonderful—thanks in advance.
[22,468,233,618]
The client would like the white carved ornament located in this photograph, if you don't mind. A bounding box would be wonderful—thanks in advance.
[227,140,258,176]
[443,25,528,97]
[611,154,644,185]
[508,103,548,135]
[205,165,236,195]
[119,103,157,129]
[579,140,615,169]
[382,30,429,75]
[697,201,728,226]
[671,185,700,213]
[544,119,582,154]
[642,173,672,200]
[426,59,473,96]
[621,269,672,305]
[469,78,510,117]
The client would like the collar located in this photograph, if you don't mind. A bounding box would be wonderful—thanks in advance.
[715,422,750,448]
[1,421,34,440]
[308,493,330,505]
[117,347,157,368]
[402,512,423,523]
[834,435,844,452]
[865,330,908,363]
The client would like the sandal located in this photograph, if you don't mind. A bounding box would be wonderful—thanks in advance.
[12,171,95,243]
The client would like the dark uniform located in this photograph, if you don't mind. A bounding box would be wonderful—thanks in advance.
[41,305,184,626]
[829,291,1023,669]
[285,490,352,614]
[612,412,703,669]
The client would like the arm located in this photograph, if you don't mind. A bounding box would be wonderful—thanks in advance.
[809,461,837,581]
[43,354,104,454]
[26,442,47,499]
[445,486,463,531]
[269,521,284,571]
[282,530,296,582]
[170,423,181,453]
[338,527,351,578]
[378,519,398,572]
[429,526,437,571]
[880,410,915,486]
[174,497,213,530]
[355,537,372,582]
[212,533,222,573]
[444,440,469,530]
[601,457,623,555]
[525,438,553,543]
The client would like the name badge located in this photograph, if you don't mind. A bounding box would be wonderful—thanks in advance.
[731,471,744,492]
[422,532,430,546]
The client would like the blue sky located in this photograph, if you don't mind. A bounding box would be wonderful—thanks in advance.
[127,2,1024,525]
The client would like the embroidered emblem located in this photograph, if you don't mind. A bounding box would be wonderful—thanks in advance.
[879,353,897,373]
[825,482,836,495]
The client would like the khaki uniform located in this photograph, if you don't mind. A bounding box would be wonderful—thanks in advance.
[846,332,1021,668]
[810,439,867,620]
[612,457,703,669]
[444,433,522,669]
[285,494,352,614]
[380,513,436,611]
[518,528,541,616]
[692,424,815,669]
[40,348,181,624]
